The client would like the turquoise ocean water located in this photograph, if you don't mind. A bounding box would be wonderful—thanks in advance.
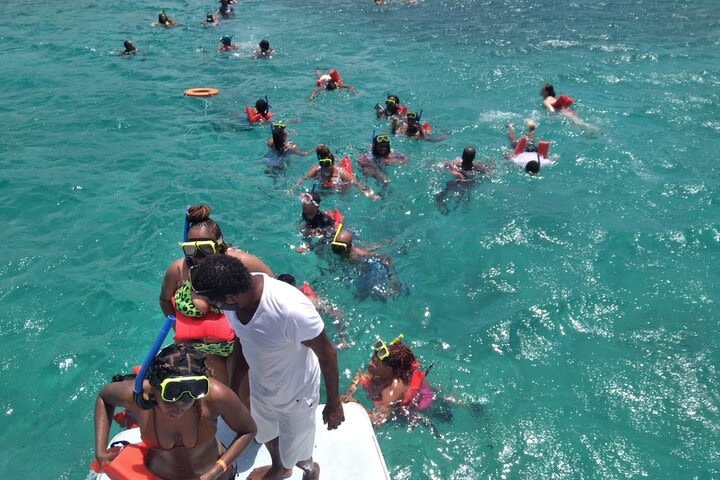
[1,0,719,478]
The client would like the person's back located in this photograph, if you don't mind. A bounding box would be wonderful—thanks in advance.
[223,274,322,407]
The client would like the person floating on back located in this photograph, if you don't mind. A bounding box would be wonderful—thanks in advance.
[309,70,358,101]
[505,120,554,175]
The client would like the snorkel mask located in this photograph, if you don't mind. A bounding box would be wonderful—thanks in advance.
[221,34,232,46]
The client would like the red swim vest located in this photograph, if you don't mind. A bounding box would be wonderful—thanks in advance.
[90,442,162,480]
[298,282,318,300]
[245,105,274,123]
[553,94,574,110]
[401,368,433,410]
[172,297,235,342]
[321,156,353,188]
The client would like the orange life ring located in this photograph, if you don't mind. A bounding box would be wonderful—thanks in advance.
[184,87,219,97]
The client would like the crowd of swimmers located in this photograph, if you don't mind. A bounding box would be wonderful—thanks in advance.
[97,2,595,479]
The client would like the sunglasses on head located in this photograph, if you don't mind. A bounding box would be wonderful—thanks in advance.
[374,135,390,143]
[372,333,404,360]
[330,222,349,253]
[158,375,209,403]
[180,238,222,257]
[273,122,286,129]
[385,98,396,106]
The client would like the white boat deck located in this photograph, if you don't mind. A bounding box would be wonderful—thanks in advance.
[99,402,389,480]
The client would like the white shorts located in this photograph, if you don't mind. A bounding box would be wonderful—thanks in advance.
[250,394,318,468]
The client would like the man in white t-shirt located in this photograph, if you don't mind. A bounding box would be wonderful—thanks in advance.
[190,255,344,480]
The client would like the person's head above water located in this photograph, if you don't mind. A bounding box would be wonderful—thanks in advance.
[525,159,540,175]
[158,11,169,23]
[271,122,286,150]
[371,339,417,380]
[372,134,391,157]
[300,191,321,219]
[315,144,334,161]
[326,79,338,91]
[147,343,209,410]
[255,97,269,114]
[221,34,233,46]
[206,12,216,22]
[277,273,297,286]
[540,83,556,99]
[331,227,353,255]
[385,95,400,115]
[259,39,270,52]
[123,40,136,53]
[461,146,476,170]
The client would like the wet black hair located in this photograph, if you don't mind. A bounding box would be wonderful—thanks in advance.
[255,98,269,115]
[540,83,556,98]
[272,123,286,154]
[525,160,540,174]
[461,147,476,169]
[259,39,270,51]
[383,343,417,381]
[147,344,208,388]
[277,274,297,286]
[326,80,337,91]
[316,144,335,161]
[189,254,253,302]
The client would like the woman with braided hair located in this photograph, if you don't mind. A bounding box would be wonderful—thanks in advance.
[159,204,273,388]
[341,334,433,426]
[93,343,256,480]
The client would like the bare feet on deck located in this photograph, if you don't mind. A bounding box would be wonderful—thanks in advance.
[247,465,293,480]
[299,461,320,480]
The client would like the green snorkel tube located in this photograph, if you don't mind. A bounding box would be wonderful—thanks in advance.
[133,314,176,409]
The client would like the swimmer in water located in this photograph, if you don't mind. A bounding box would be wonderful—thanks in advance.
[157,11,176,27]
[264,123,313,175]
[504,121,554,174]
[330,226,405,301]
[218,0,235,17]
[290,146,380,200]
[375,95,406,120]
[202,12,219,26]
[295,192,340,253]
[357,134,408,185]
[120,40,137,55]
[540,83,596,132]
[341,334,433,426]
[391,111,426,139]
[266,122,312,156]
[434,146,492,215]
[277,273,349,350]
[254,39,275,58]
[218,34,238,52]
[309,70,358,101]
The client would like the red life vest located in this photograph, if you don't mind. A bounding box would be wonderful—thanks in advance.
[245,105,274,123]
[321,156,353,188]
[553,94,574,110]
[172,297,235,342]
[90,442,162,480]
[298,282,318,300]
[401,368,433,410]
